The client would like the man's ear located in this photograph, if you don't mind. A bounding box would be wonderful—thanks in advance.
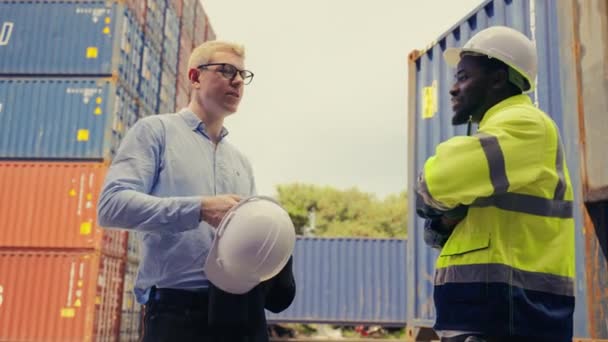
[491,69,509,90]
[188,69,200,87]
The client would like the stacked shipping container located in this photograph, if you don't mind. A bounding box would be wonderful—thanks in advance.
[0,0,214,340]
[406,0,608,340]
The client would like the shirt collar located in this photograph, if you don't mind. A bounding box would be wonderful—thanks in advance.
[479,94,532,128]
[178,108,230,141]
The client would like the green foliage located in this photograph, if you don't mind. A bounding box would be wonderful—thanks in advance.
[276,183,407,238]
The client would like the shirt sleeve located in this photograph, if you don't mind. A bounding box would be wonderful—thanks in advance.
[97,117,202,234]
[417,108,546,210]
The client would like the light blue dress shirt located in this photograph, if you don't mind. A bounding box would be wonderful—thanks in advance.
[97,109,256,304]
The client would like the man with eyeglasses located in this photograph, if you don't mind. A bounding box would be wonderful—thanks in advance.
[97,41,296,341]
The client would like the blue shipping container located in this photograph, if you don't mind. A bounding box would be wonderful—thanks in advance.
[266,237,407,326]
[145,0,166,54]
[139,41,162,114]
[162,4,180,76]
[158,64,177,114]
[406,0,591,337]
[0,78,138,160]
[0,1,143,95]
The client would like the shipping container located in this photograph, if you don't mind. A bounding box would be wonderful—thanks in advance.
[193,2,208,46]
[177,31,194,88]
[0,250,125,342]
[139,41,162,114]
[551,0,608,338]
[162,3,180,75]
[125,0,147,27]
[181,0,197,39]
[0,162,128,258]
[0,78,138,160]
[126,232,141,263]
[158,64,177,114]
[144,0,166,54]
[0,1,143,95]
[406,0,597,339]
[266,237,407,326]
[169,0,184,18]
[175,81,191,112]
[120,260,143,342]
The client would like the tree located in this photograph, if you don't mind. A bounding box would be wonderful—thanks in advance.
[276,183,407,238]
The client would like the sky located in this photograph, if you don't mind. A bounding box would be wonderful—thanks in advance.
[200,0,484,198]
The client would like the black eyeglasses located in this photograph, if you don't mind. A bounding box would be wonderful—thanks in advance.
[197,63,254,85]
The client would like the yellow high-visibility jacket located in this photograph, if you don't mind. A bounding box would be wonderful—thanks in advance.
[417,94,575,338]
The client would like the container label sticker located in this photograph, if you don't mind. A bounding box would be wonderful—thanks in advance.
[80,222,92,235]
[77,129,90,142]
[94,107,102,115]
[0,22,14,46]
[422,80,438,119]
[61,308,75,318]
[103,26,110,35]
[86,47,98,59]
[74,299,81,307]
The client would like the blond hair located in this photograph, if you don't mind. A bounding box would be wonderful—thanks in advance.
[187,40,245,71]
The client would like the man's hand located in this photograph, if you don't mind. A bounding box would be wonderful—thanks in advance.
[200,195,242,228]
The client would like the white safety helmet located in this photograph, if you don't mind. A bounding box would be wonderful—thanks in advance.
[204,196,296,294]
[443,26,537,93]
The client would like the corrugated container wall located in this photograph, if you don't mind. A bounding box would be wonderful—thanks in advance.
[144,0,166,54]
[181,0,197,39]
[169,0,184,18]
[0,251,125,342]
[193,2,208,46]
[139,41,162,114]
[159,65,177,114]
[406,0,593,338]
[266,237,407,326]
[0,78,138,160]
[177,30,194,91]
[0,1,143,95]
[162,3,180,75]
[552,0,608,338]
[125,0,146,27]
[0,162,127,258]
[119,261,143,342]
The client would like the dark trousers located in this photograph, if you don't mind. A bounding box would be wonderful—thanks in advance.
[141,287,212,342]
[440,334,571,342]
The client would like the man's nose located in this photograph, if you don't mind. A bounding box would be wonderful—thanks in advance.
[231,72,244,86]
[449,83,459,97]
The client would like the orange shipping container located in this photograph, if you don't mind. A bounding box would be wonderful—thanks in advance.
[0,250,125,342]
[0,162,127,258]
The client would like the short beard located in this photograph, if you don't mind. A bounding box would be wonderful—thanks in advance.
[451,112,471,125]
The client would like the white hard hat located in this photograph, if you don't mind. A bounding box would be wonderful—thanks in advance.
[204,196,296,294]
[443,26,537,93]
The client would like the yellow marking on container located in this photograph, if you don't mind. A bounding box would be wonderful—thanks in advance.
[94,107,102,115]
[74,299,82,307]
[103,27,110,35]
[422,80,438,119]
[86,193,93,201]
[61,308,75,318]
[86,47,98,59]
[77,129,89,141]
[96,97,102,104]
[80,222,92,235]
[78,280,83,287]
[95,296,101,305]
[69,189,77,197]
[105,17,111,24]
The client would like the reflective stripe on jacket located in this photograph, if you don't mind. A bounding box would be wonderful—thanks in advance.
[417,94,575,338]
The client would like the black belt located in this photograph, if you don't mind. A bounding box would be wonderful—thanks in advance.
[148,286,209,309]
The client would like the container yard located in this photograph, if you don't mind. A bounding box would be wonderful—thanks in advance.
[0,0,606,341]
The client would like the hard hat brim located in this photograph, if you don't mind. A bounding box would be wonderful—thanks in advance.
[444,47,463,67]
